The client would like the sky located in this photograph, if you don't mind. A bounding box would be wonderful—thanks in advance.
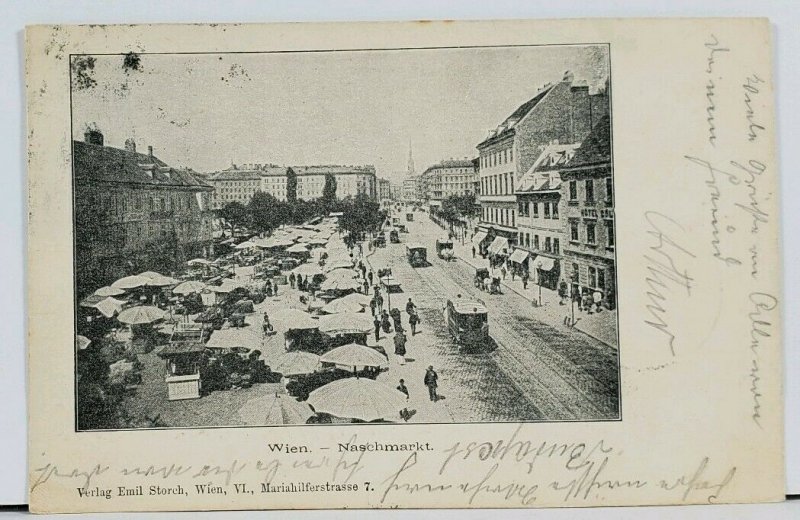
[71,45,608,184]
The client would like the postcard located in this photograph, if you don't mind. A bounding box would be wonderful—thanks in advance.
[25,18,783,512]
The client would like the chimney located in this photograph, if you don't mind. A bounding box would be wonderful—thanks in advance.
[148,145,153,157]
[124,138,136,153]
[84,127,104,146]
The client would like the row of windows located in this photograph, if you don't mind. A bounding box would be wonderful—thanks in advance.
[568,177,613,204]
[569,219,615,248]
[571,263,607,291]
[480,147,513,169]
[217,181,258,187]
[480,173,515,196]
[482,206,516,228]
[92,191,199,215]
[519,200,559,219]
[519,232,561,255]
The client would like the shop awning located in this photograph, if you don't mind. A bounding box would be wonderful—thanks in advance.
[487,237,509,256]
[509,248,529,264]
[471,231,488,246]
[531,255,556,271]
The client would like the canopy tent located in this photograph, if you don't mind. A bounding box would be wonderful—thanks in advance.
[531,255,556,271]
[509,248,530,264]
[272,351,321,377]
[317,313,373,335]
[307,377,407,422]
[206,327,261,350]
[471,231,488,246]
[487,236,510,256]
[319,343,388,369]
[321,298,366,315]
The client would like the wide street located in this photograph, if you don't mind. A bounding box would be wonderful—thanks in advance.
[366,210,620,423]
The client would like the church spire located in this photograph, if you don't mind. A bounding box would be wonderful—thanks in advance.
[407,140,415,176]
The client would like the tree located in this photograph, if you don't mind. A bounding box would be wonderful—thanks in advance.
[286,168,298,203]
[247,191,281,233]
[218,201,248,235]
[322,174,337,206]
[338,193,385,235]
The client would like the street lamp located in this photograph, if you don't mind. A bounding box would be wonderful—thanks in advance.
[535,260,543,307]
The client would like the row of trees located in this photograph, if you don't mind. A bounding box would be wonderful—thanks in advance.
[218,188,386,237]
[436,193,480,225]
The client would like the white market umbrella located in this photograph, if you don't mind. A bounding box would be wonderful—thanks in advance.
[138,271,164,280]
[76,335,91,350]
[321,298,366,315]
[324,260,353,272]
[187,258,212,266]
[286,243,309,254]
[319,343,388,369]
[111,275,150,290]
[146,275,179,287]
[93,297,126,318]
[173,280,207,295]
[320,277,361,292]
[235,241,258,250]
[336,292,372,307]
[93,286,126,297]
[117,305,166,325]
[307,378,406,422]
[317,312,373,334]
[292,263,323,277]
[271,309,319,331]
[273,352,321,377]
[265,395,315,425]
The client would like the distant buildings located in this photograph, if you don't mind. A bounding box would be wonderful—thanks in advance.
[377,178,392,201]
[292,165,377,200]
[73,128,214,295]
[389,183,402,201]
[422,158,479,213]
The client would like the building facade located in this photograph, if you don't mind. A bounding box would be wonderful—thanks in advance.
[475,72,609,258]
[377,178,391,201]
[73,129,213,297]
[423,158,479,211]
[207,168,262,209]
[560,115,615,308]
[401,176,421,203]
[512,143,579,290]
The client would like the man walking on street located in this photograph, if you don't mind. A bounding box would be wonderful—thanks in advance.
[472,245,476,258]
[522,271,529,290]
[373,315,381,342]
[405,298,416,316]
[397,379,410,421]
[409,311,419,335]
[367,270,374,286]
[424,366,438,402]
[394,330,407,365]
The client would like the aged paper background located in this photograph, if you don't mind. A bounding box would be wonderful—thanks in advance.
[26,19,783,513]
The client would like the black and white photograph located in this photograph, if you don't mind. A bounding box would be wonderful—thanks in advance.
[70,45,619,430]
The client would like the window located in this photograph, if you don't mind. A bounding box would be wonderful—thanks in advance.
[510,175,514,194]
[569,181,577,201]
[511,209,515,228]
[598,269,606,291]
[533,202,539,218]
[552,202,559,219]
[586,221,596,244]
[606,177,613,204]
[570,220,579,242]
[554,238,560,255]
[525,233,530,247]
[589,267,597,288]
[606,221,615,247]
[545,237,551,252]
[534,235,540,250]
[586,179,594,202]
[509,148,513,162]
[544,202,551,219]
[572,263,580,283]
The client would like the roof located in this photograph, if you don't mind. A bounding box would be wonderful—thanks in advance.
[566,114,611,168]
[449,299,488,315]
[477,84,555,148]
[73,141,212,189]
[423,159,475,174]
[292,165,376,176]
[208,169,262,182]
[516,143,579,193]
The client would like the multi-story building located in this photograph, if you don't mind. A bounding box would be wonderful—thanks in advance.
[389,183,402,201]
[377,178,391,201]
[401,176,421,204]
[73,129,213,296]
[474,71,608,258]
[423,158,479,213]
[512,143,579,289]
[292,165,377,200]
[207,167,262,209]
[260,165,294,201]
[560,115,615,308]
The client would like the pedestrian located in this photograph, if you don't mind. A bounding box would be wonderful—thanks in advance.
[501,265,507,280]
[373,315,381,341]
[273,281,279,296]
[409,310,419,335]
[583,291,593,314]
[367,270,374,286]
[390,308,404,332]
[593,290,603,313]
[405,298,416,316]
[289,272,296,289]
[376,292,384,314]
[262,313,273,336]
[424,366,438,402]
[381,310,392,333]
[397,379,410,421]
[393,330,407,365]
[369,297,377,317]
[472,245,476,258]
[522,271,529,290]
[558,281,568,305]
[358,243,363,256]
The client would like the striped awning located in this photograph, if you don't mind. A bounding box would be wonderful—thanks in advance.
[531,255,556,271]
[509,248,529,264]
[471,231,488,246]
[487,237,509,255]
